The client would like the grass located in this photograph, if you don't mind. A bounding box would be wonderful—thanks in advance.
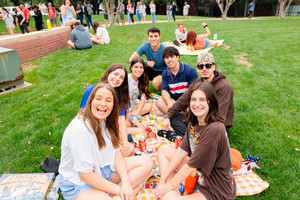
[0,17,300,199]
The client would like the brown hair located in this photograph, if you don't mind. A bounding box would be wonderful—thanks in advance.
[100,64,130,113]
[186,30,197,47]
[185,82,224,126]
[79,83,120,150]
[92,21,101,33]
[130,57,152,100]
[177,23,183,28]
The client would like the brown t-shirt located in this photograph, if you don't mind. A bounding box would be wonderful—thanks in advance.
[180,122,236,200]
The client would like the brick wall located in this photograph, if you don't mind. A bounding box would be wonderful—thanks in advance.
[0,27,71,63]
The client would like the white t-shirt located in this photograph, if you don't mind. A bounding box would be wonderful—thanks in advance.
[175,28,187,41]
[139,5,146,15]
[128,74,145,111]
[97,27,110,44]
[59,115,119,185]
[150,3,156,13]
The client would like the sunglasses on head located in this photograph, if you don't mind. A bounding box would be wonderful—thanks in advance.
[197,63,214,70]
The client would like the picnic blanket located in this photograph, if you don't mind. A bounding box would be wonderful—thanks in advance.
[162,40,224,56]
[133,96,269,199]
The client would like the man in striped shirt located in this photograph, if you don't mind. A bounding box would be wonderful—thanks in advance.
[156,47,198,116]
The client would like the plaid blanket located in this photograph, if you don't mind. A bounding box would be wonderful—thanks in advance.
[133,106,269,199]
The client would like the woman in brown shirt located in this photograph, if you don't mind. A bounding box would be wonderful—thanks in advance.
[155,82,236,200]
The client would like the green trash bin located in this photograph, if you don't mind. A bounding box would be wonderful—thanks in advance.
[0,47,24,91]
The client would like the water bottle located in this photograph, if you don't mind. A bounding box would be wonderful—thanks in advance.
[47,176,60,200]
[47,19,52,30]
[214,34,217,41]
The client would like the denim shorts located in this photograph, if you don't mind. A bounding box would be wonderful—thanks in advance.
[204,38,210,49]
[59,166,114,200]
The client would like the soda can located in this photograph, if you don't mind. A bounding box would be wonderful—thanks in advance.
[139,139,147,152]
[175,136,183,149]
[213,34,217,41]
[134,151,142,156]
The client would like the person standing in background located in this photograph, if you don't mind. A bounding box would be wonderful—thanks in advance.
[0,8,15,35]
[166,2,172,22]
[20,3,32,32]
[149,1,156,23]
[136,2,141,23]
[84,1,93,29]
[32,5,43,31]
[127,0,131,24]
[76,3,83,24]
[248,0,255,19]
[47,3,58,27]
[183,1,190,20]
[129,2,135,23]
[119,2,125,25]
[172,1,177,21]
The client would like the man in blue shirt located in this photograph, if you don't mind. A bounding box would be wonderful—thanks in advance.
[248,0,255,19]
[119,3,125,25]
[156,47,198,114]
[129,27,167,90]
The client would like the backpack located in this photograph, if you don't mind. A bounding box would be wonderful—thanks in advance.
[87,5,93,15]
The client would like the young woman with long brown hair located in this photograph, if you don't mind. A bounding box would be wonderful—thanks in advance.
[128,57,152,117]
[80,64,134,157]
[155,82,236,200]
[90,21,110,45]
[59,83,153,200]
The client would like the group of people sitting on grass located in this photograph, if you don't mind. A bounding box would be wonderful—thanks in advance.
[66,21,219,52]
[59,26,236,200]
[67,19,110,50]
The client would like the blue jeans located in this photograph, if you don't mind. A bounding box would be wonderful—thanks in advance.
[151,12,156,23]
[167,11,172,22]
[85,15,92,29]
[127,12,131,24]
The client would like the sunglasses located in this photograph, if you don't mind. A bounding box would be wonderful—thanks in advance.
[197,63,214,70]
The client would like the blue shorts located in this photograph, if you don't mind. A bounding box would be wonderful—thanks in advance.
[204,38,210,49]
[59,166,114,200]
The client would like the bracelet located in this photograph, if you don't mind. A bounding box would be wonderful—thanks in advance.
[203,25,208,28]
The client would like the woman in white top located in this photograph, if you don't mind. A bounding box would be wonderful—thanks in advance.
[183,2,190,21]
[59,83,153,200]
[174,23,187,46]
[139,1,146,23]
[61,0,76,26]
[128,57,152,116]
[91,21,110,45]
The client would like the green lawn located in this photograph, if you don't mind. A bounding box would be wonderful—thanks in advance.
[0,17,299,199]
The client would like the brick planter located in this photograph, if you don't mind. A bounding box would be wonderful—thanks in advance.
[0,27,71,63]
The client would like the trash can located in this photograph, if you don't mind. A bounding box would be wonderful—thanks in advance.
[0,47,24,91]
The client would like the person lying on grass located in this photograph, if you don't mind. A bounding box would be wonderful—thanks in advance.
[126,57,152,138]
[155,82,236,200]
[90,21,110,45]
[59,83,153,200]
[186,22,219,52]
[80,64,147,156]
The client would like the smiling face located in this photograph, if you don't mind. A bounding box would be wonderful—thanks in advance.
[131,62,144,80]
[164,55,179,71]
[178,24,184,32]
[190,89,209,125]
[148,32,161,48]
[107,68,126,88]
[65,0,70,6]
[91,87,114,122]
[197,62,216,83]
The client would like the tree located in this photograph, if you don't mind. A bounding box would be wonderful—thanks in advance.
[216,0,236,19]
[103,0,122,26]
[277,0,292,19]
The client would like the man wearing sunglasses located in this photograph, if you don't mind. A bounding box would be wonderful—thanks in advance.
[161,52,234,136]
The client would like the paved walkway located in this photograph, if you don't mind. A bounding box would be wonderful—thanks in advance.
[0,17,254,39]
